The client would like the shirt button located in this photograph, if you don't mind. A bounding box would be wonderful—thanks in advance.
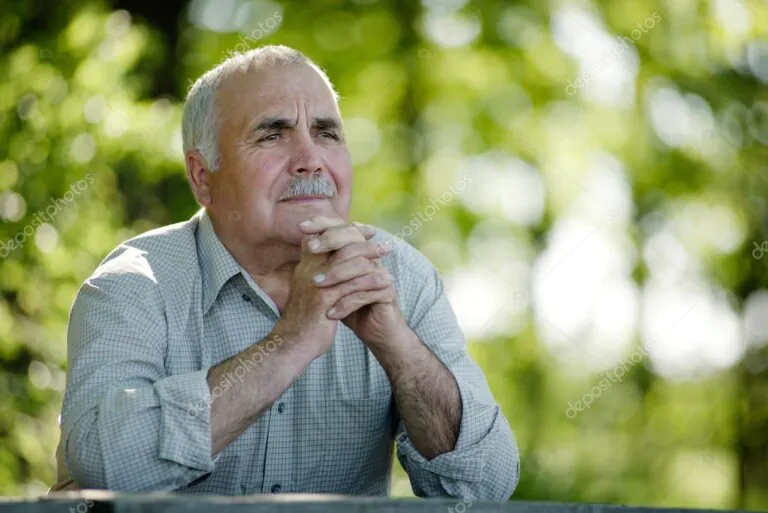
[277,402,285,413]
[271,484,281,493]
[242,294,251,302]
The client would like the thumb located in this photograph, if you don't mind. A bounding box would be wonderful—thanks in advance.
[301,234,318,253]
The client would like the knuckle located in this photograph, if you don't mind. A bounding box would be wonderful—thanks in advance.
[321,229,337,242]
[368,241,383,256]
[366,272,381,287]
[345,225,366,240]
[351,256,369,269]
[335,246,352,262]
[376,270,390,286]
[336,296,352,311]
[336,241,364,262]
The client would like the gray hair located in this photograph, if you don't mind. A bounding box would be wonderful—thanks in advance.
[181,45,339,172]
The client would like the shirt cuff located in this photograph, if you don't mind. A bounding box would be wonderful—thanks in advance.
[396,377,495,482]
[154,369,218,473]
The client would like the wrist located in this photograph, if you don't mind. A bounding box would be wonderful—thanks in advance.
[366,322,419,361]
[272,319,333,360]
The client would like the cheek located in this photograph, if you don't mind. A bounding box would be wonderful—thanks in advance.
[243,152,287,193]
[328,150,353,192]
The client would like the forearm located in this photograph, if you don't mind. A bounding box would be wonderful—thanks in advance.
[370,328,462,459]
[208,329,322,455]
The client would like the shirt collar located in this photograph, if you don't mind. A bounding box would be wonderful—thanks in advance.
[195,208,244,314]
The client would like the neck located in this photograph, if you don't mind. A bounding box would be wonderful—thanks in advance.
[207,212,301,311]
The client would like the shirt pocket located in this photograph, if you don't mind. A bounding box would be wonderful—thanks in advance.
[331,327,393,401]
[333,392,394,433]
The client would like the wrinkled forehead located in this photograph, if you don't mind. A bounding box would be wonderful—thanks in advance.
[215,63,340,125]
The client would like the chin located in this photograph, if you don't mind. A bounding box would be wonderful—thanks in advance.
[269,223,303,247]
[278,199,345,220]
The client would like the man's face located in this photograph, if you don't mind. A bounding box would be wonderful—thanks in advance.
[208,63,352,246]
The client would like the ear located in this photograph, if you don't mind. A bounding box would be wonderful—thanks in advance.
[186,149,213,207]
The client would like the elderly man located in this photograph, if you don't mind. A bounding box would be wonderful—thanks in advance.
[52,45,519,498]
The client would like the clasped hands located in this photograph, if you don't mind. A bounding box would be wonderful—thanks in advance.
[275,216,406,353]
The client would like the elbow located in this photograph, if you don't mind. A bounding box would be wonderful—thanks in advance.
[64,408,202,492]
[64,416,109,490]
[480,420,520,501]
[503,443,521,499]
[69,462,107,491]
[497,421,520,500]
[443,424,520,501]
[64,411,146,492]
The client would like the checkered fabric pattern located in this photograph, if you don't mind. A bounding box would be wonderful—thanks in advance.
[55,208,519,497]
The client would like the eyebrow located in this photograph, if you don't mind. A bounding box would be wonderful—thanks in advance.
[247,116,342,137]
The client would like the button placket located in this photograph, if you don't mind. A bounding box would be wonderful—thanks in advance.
[261,390,292,493]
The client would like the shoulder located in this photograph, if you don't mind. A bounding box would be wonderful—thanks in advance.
[80,215,201,306]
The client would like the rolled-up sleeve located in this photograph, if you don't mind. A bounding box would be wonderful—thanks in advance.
[60,254,217,491]
[390,239,520,500]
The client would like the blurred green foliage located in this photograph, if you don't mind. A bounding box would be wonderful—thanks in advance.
[1,0,768,508]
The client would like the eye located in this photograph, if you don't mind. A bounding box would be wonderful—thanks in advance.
[320,131,340,140]
[259,133,280,142]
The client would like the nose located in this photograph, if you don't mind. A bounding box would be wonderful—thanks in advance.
[288,134,323,177]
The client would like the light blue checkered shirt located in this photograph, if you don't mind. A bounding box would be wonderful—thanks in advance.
[57,208,519,497]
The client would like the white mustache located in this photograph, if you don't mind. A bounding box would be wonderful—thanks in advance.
[279,175,336,200]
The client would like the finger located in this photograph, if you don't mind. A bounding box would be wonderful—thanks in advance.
[301,234,323,254]
[327,287,396,320]
[314,256,379,288]
[337,268,392,295]
[307,224,367,254]
[298,216,346,234]
[328,241,390,266]
[299,216,376,240]
[372,237,395,257]
[351,221,376,240]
